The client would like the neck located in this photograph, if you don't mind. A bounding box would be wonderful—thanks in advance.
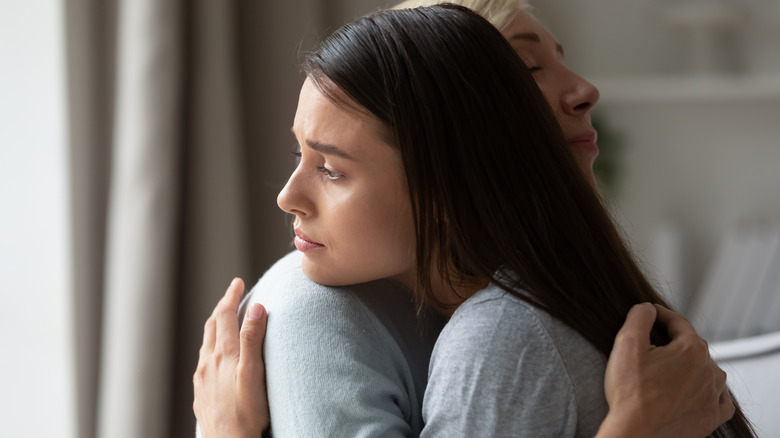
[430,279,488,318]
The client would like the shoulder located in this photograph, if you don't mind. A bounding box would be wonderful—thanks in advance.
[245,250,337,309]
[242,251,443,437]
[244,251,439,341]
[438,285,553,353]
[431,286,567,388]
[440,285,603,364]
[241,251,372,330]
[453,286,607,369]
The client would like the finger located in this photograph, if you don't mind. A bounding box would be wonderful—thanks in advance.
[240,303,268,367]
[228,277,245,305]
[719,388,736,424]
[713,363,727,394]
[653,304,697,340]
[216,278,245,354]
[201,314,217,356]
[212,277,244,314]
[614,302,657,349]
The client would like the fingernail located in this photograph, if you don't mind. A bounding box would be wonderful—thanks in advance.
[246,303,265,321]
[230,277,239,287]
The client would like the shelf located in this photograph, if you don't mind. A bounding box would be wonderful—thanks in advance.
[590,75,780,104]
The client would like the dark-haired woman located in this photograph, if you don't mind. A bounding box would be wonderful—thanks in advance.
[194,4,750,438]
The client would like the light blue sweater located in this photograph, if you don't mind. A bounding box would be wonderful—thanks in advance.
[238,251,444,437]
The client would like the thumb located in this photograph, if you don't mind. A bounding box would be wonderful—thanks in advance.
[615,302,657,350]
[240,303,268,366]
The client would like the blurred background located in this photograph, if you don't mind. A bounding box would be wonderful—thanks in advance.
[1,0,778,437]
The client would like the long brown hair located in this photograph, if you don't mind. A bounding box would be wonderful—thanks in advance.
[304,5,754,436]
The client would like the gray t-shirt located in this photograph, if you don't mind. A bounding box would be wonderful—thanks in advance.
[421,284,609,437]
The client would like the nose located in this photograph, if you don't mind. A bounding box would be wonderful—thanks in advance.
[277,167,313,217]
[561,68,600,115]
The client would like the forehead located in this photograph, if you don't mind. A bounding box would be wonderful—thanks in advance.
[500,11,561,53]
[293,78,394,155]
[294,79,379,139]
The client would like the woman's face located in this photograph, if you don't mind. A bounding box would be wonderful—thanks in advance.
[501,11,601,183]
[277,78,417,289]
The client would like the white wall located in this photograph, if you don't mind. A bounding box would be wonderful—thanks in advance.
[533,0,687,76]
[0,1,75,438]
[602,99,780,309]
[535,0,780,77]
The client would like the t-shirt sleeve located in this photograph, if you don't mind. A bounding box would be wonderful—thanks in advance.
[421,294,578,438]
[247,253,419,437]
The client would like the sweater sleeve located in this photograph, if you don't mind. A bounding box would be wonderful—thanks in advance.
[243,251,433,438]
[421,289,579,438]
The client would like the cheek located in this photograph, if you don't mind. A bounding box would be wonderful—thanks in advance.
[538,84,563,116]
[305,181,415,286]
[350,189,415,257]
[385,204,416,258]
[356,185,416,269]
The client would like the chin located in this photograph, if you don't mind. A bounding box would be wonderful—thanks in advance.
[585,170,597,188]
[300,259,361,287]
[574,159,597,188]
[301,262,340,286]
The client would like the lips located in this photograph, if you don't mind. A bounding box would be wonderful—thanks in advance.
[293,228,325,252]
[568,131,599,154]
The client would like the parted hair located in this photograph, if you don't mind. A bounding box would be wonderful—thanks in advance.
[304,5,753,437]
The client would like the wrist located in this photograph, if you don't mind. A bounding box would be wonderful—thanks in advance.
[596,409,649,438]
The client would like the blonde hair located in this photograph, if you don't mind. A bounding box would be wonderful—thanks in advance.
[391,0,531,32]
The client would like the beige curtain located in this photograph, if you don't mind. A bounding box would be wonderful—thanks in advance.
[64,0,388,436]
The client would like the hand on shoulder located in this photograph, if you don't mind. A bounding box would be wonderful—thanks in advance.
[598,303,735,438]
[193,278,270,438]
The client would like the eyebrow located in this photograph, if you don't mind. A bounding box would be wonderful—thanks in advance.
[305,139,353,159]
[507,32,565,57]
